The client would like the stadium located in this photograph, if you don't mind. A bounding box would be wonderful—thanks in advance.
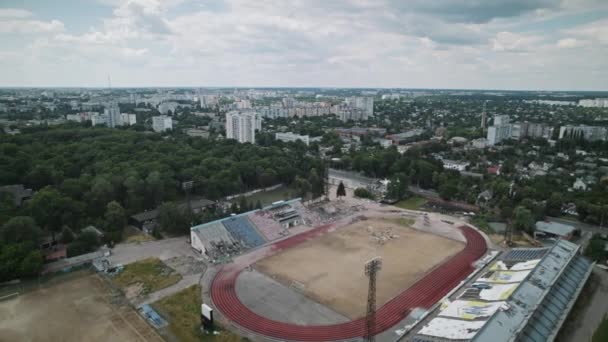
[191,197,492,341]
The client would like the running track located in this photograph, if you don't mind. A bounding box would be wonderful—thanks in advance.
[211,224,487,341]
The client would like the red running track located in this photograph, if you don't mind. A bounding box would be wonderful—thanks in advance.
[211,225,487,341]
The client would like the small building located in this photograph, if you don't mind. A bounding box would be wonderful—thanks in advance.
[442,159,470,172]
[0,184,33,207]
[534,221,577,240]
[572,178,587,191]
[471,138,489,149]
[372,138,392,148]
[130,198,214,231]
[487,165,501,175]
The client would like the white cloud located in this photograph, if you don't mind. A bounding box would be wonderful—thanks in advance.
[0,19,64,34]
[556,37,585,48]
[491,31,543,52]
[0,8,33,18]
[1,0,607,89]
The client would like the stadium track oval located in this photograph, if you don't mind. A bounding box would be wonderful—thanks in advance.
[210,224,487,341]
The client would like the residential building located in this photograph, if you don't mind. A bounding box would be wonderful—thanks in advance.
[373,138,392,148]
[579,98,608,107]
[158,101,179,115]
[104,102,121,128]
[493,115,510,126]
[559,125,608,141]
[442,159,470,172]
[91,113,108,126]
[120,113,136,126]
[345,96,374,119]
[487,124,512,145]
[275,132,310,145]
[471,138,489,149]
[225,111,258,143]
[152,115,172,132]
[387,129,425,144]
[572,178,587,191]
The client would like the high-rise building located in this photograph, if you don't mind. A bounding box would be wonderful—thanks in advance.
[493,115,510,126]
[559,125,607,141]
[152,115,172,132]
[345,97,374,119]
[487,124,512,145]
[225,111,258,143]
[120,113,137,126]
[104,102,121,128]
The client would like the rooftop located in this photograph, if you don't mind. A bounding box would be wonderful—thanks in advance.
[411,240,593,342]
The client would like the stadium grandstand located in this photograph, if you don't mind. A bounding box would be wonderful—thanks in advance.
[409,239,594,342]
[190,198,305,261]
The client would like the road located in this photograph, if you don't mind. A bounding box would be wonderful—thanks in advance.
[563,268,608,342]
[108,237,197,265]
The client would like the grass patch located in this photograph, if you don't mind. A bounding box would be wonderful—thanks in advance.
[233,185,300,207]
[395,196,427,210]
[470,216,495,235]
[122,226,156,243]
[593,314,608,342]
[112,258,182,294]
[386,217,415,227]
[152,285,245,342]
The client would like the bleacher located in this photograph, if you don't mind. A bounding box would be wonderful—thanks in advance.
[194,221,235,251]
[248,211,285,241]
[222,216,267,248]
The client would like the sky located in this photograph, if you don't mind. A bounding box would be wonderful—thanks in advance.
[1,0,607,90]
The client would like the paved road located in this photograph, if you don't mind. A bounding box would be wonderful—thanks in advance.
[564,267,608,342]
[108,237,197,265]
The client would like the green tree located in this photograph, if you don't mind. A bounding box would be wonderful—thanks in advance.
[0,216,42,245]
[28,187,69,242]
[336,181,346,198]
[158,202,190,235]
[354,188,374,199]
[546,192,564,217]
[513,206,535,233]
[104,201,127,232]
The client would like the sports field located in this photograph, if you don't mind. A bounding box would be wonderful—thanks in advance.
[0,271,162,342]
[255,217,465,318]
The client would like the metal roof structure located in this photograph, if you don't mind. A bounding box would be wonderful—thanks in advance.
[534,221,576,238]
[411,240,593,342]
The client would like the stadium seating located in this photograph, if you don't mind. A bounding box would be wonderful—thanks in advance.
[222,216,267,248]
[194,221,235,251]
[248,211,284,241]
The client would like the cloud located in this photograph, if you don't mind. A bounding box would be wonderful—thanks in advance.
[491,31,544,52]
[399,0,559,23]
[556,37,585,48]
[0,8,33,18]
[563,18,608,45]
[0,19,64,34]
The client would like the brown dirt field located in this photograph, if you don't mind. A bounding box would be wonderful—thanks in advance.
[0,272,163,342]
[255,217,465,318]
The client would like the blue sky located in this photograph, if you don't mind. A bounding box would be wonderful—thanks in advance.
[1,0,607,90]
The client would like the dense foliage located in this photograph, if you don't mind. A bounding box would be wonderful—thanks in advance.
[0,128,325,280]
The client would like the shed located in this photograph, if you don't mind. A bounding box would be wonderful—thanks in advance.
[534,221,577,240]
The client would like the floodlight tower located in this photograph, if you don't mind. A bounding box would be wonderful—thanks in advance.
[182,180,194,218]
[364,257,382,342]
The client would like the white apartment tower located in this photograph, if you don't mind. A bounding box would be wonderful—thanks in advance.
[104,102,121,128]
[225,111,259,144]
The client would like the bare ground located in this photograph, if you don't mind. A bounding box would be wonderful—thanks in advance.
[255,217,464,318]
[0,272,162,342]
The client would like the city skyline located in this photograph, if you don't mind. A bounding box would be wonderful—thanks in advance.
[1,0,608,90]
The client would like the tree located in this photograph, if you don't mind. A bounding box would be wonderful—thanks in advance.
[336,181,346,199]
[513,206,535,234]
[104,201,127,233]
[28,187,69,242]
[60,226,75,244]
[386,173,409,200]
[354,188,374,199]
[0,216,42,245]
[158,202,190,235]
[546,192,564,217]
